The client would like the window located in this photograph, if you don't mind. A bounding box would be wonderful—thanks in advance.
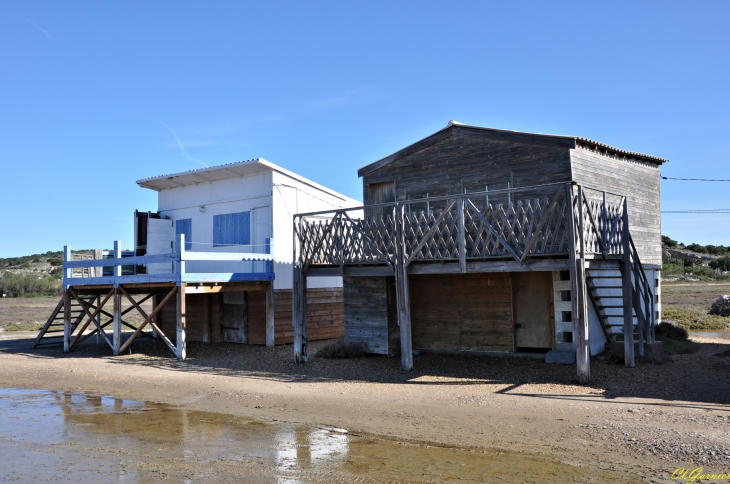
[175,219,192,250]
[213,211,250,247]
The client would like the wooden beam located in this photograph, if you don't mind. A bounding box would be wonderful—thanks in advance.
[265,281,275,347]
[63,290,71,353]
[306,265,394,277]
[202,293,210,343]
[68,288,114,351]
[118,285,177,354]
[621,198,635,368]
[292,267,308,363]
[112,288,122,355]
[408,258,570,275]
[396,205,413,371]
[177,283,187,360]
[575,186,590,383]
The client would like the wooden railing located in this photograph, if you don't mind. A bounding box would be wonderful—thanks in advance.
[63,235,275,287]
[295,183,629,270]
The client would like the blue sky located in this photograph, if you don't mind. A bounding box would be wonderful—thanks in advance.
[1,1,729,257]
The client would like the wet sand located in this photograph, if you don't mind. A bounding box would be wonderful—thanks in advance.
[1,331,729,482]
[0,388,640,483]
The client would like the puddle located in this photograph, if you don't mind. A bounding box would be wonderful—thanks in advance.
[691,331,730,340]
[0,388,635,483]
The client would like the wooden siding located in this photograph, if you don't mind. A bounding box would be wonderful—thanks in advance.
[343,277,389,354]
[248,288,344,344]
[157,293,218,343]
[410,273,514,352]
[570,147,662,266]
[362,134,572,207]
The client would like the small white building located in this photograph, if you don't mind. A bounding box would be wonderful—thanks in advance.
[133,158,361,347]
[37,158,360,359]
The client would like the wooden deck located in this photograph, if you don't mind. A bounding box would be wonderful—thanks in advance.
[292,182,657,383]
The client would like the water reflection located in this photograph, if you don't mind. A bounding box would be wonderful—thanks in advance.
[0,388,635,483]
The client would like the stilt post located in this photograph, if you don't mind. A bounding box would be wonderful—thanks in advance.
[293,267,307,363]
[266,281,275,347]
[63,289,71,353]
[202,293,210,343]
[457,196,466,273]
[177,282,187,360]
[620,199,635,367]
[112,287,122,355]
[567,184,590,383]
[395,204,413,371]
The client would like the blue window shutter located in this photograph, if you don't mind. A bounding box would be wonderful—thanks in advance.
[214,211,250,247]
[175,219,192,250]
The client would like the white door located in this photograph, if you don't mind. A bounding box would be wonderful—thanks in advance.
[147,218,174,274]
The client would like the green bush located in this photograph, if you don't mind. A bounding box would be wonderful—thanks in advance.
[655,322,688,341]
[0,272,63,297]
[710,257,730,272]
[662,235,679,248]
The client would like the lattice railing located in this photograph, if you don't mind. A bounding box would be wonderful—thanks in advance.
[295,183,628,269]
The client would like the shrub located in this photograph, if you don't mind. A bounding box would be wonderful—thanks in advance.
[315,337,367,358]
[662,235,679,248]
[655,321,689,341]
[0,272,63,297]
[710,257,730,272]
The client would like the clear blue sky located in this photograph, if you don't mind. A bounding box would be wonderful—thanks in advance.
[1,1,728,257]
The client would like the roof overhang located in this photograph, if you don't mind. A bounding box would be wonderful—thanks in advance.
[357,122,668,178]
[136,158,356,202]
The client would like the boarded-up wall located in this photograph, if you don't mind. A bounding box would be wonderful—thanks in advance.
[343,276,389,354]
[410,273,514,352]
[156,293,220,343]
[247,288,344,345]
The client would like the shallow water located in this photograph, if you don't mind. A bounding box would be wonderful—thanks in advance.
[691,330,730,340]
[0,388,634,483]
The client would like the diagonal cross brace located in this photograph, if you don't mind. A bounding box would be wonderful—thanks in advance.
[519,186,565,264]
[341,211,395,271]
[405,199,457,267]
[464,199,521,262]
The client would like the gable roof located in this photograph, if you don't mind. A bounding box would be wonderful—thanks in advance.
[357,122,668,177]
[136,158,356,202]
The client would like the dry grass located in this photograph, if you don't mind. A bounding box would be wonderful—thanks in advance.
[661,282,730,331]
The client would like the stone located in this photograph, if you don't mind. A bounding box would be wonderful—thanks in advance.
[545,350,576,364]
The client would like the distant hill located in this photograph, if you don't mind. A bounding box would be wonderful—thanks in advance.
[0,251,64,277]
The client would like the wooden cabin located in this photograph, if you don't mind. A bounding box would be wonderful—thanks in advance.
[35,158,360,359]
[293,122,666,382]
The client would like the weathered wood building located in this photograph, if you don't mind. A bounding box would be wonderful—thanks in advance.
[35,159,359,358]
[293,122,666,382]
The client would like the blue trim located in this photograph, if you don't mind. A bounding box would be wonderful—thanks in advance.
[176,219,192,250]
[213,211,250,247]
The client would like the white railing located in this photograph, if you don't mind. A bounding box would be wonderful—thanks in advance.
[63,234,275,288]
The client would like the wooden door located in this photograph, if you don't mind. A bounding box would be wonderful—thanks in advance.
[513,272,554,349]
[221,291,247,343]
[369,181,395,218]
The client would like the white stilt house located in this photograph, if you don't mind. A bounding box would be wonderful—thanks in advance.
[35,158,360,358]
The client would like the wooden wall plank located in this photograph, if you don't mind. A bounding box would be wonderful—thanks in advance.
[409,273,514,352]
[343,276,389,354]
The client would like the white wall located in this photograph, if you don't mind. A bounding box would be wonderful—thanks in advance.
[157,171,273,274]
[153,168,361,289]
[271,170,361,290]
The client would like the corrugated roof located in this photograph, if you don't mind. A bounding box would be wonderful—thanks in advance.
[136,158,358,203]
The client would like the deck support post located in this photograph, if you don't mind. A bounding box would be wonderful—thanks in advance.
[620,199,635,367]
[568,185,590,383]
[292,267,307,363]
[112,287,122,355]
[395,204,413,371]
[457,197,466,273]
[202,293,210,343]
[266,281,275,347]
[177,282,187,360]
[63,289,71,352]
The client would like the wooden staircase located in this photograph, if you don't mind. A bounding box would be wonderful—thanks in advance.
[586,266,638,343]
[32,295,95,348]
